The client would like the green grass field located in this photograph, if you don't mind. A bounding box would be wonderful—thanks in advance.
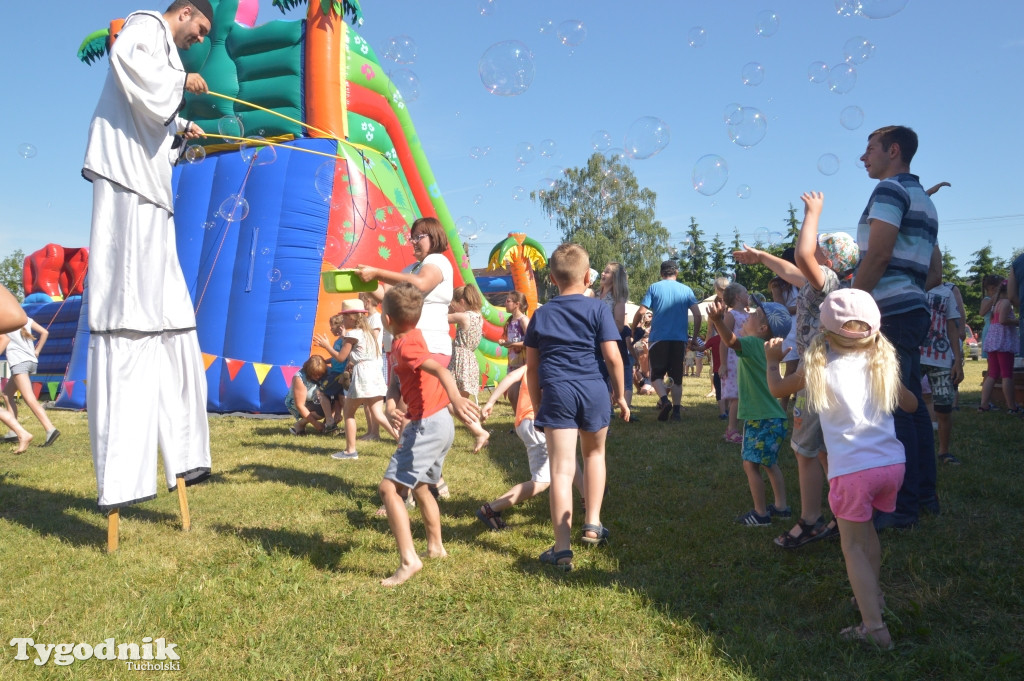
[1,361,1021,680]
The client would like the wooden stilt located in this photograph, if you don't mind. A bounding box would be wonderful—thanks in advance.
[176,476,191,532]
[107,509,119,553]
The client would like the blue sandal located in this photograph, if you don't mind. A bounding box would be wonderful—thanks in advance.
[581,523,610,546]
[539,546,573,571]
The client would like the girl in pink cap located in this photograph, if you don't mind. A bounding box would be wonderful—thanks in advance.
[768,288,916,650]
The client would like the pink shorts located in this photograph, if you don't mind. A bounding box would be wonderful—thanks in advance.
[828,464,905,522]
[987,351,1014,380]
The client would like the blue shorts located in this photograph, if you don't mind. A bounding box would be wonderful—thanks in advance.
[742,418,787,467]
[535,379,611,432]
[384,409,455,489]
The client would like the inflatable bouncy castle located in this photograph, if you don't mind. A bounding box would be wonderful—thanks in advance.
[68,0,515,412]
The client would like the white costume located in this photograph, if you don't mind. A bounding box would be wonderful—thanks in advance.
[83,11,210,510]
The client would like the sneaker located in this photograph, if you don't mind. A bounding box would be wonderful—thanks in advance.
[670,406,682,422]
[767,503,792,518]
[938,453,961,465]
[323,420,338,433]
[735,509,772,526]
[41,429,61,447]
[2,430,19,443]
[718,413,728,420]
[657,397,672,422]
[330,451,359,460]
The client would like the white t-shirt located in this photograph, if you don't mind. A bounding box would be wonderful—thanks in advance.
[920,283,961,369]
[819,351,906,479]
[5,318,38,366]
[403,252,454,355]
[344,327,380,363]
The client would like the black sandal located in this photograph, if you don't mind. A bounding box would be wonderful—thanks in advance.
[539,546,573,571]
[475,503,507,531]
[773,516,834,549]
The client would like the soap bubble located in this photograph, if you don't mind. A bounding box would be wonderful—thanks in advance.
[478,0,497,16]
[260,247,271,256]
[737,184,752,199]
[456,216,477,233]
[857,0,909,19]
[388,69,420,103]
[687,26,707,47]
[557,20,587,47]
[754,10,779,37]
[808,61,829,83]
[17,143,37,159]
[512,186,526,201]
[280,280,292,291]
[741,62,765,86]
[843,36,875,64]
[539,139,557,158]
[485,178,496,188]
[723,102,742,123]
[538,19,554,35]
[591,130,613,151]
[535,178,556,198]
[479,40,535,96]
[726,107,767,148]
[240,136,276,165]
[544,166,564,180]
[834,0,859,16]
[218,116,244,143]
[218,194,249,222]
[840,105,864,130]
[755,227,772,243]
[268,268,282,283]
[604,147,629,167]
[692,155,729,196]
[514,142,535,166]
[469,146,483,160]
[184,145,206,164]
[384,35,417,64]
[623,116,670,160]
[600,174,625,203]
[828,63,857,94]
[817,153,841,176]
[314,160,336,201]
[473,194,483,205]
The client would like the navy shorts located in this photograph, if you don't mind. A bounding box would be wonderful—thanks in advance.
[535,379,611,432]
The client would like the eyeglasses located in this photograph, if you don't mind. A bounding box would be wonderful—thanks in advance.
[411,233,430,242]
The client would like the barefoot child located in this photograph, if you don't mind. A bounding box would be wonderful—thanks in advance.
[708,298,791,526]
[448,285,490,452]
[525,244,628,570]
[378,283,480,586]
[769,288,915,649]
[476,365,584,530]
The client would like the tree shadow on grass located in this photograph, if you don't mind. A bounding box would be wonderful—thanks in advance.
[210,523,353,572]
[0,474,180,549]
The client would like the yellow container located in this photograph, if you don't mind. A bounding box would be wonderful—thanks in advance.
[321,270,378,293]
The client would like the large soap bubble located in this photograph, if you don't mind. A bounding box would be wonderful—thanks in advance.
[557,20,587,47]
[737,184,752,199]
[314,160,336,201]
[515,141,535,165]
[184,145,206,164]
[240,136,277,165]
[843,36,875,64]
[384,35,417,64]
[741,62,765,86]
[591,130,613,151]
[218,115,244,143]
[857,0,909,19]
[478,0,496,17]
[512,186,526,201]
[218,194,250,222]
[692,155,729,196]
[828,63,857,94]
[840,105,864,130]
[687,26,707,47]
[808,61,829,83]
[456,216,477,233]
[754,10,779,37]
[834,0,859,16]
[600,173,625,204]
[479,41,535,96]
[726,107,767,148]
[623,116,670,160]
[817,153,841,176]
[388,69,420,103]
[535,177,557,198]
[17,143,37,159]
[723,102,742,123]
[539,139,557,158]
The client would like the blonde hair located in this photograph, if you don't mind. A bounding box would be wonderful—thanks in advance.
[601,262,629,304]
[723,282,746,308]
[803,322,901,415]
[346,311,381,358]
[549,243,590,287]
[452,285,482,312]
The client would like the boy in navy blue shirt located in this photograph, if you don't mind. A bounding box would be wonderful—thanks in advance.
[525,244,629,570]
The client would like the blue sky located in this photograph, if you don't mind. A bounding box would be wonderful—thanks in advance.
[2,0,1022,276]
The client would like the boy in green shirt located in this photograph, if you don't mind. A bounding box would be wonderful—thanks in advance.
[709,299,792,526]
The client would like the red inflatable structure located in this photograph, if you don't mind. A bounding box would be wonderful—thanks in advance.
[23,244,89,299]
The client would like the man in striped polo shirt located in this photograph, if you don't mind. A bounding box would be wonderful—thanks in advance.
[854,125,941,531]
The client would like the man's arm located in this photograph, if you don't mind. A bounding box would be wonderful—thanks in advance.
[688,304,703,349]
[852,219,898,294]
[924,245,942,291]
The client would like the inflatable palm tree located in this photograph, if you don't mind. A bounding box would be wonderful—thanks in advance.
[487,233,547,315]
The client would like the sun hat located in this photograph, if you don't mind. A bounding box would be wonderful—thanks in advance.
[818,232,859,275]
[819,288,881,339]
[341,299,367,314]
[754,300,792,339]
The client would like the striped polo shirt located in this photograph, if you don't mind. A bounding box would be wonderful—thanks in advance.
[856,173,938,317]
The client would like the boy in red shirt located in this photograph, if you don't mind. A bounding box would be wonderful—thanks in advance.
[378,283,479,587]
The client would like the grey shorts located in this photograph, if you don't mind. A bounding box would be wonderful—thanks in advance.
[9,361,37,376]
[923,365,955,413]
[384,409,455,489]
[515,418,550,483]
[790,389,825,458]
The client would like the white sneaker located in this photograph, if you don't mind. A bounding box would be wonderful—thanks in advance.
[331,451,359,460]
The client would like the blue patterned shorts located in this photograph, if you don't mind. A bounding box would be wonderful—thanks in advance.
[742,418,787,467]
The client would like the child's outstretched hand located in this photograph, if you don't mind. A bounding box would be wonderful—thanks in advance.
[801,191,824,217]
[480,401,495,421]
[313,333,331,349]
[707,300,727,323]
[451,395,481,427]
[765,337,786,364]
[731,244,762,265]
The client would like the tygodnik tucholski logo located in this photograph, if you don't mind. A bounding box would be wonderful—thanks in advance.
[9,637,181,669]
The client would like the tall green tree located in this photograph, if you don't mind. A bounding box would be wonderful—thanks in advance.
[962,243,1008,330]
[0,249,25,302]
[782,203,800,246]
[941,247,960,284]
[532,152,670,302]
[677,217,710,298]
[708,234,730,282]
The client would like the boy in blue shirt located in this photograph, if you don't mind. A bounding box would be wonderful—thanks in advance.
[525,244,629,570]
[709,298,792,527]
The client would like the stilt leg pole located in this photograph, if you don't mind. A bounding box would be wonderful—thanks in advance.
[107,509,119,553]
[177,476,191,532]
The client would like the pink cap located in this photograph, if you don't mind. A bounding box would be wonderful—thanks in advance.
[819,288,880,339]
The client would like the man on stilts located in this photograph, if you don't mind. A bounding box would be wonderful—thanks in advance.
[82,1,215,550]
